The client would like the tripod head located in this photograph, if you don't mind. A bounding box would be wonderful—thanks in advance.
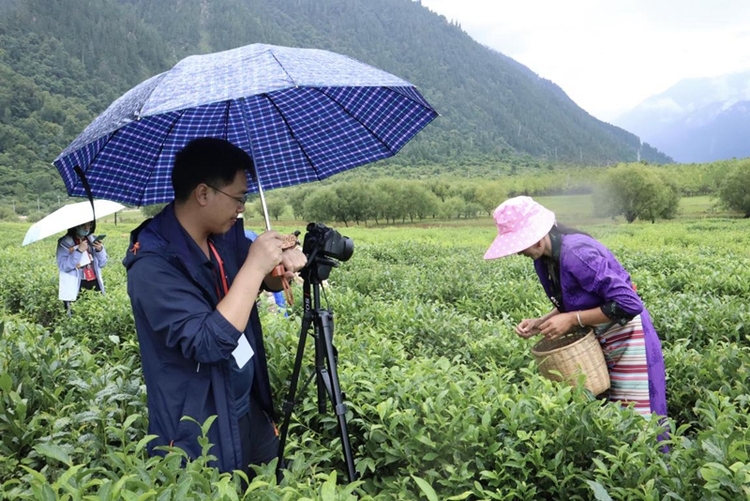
[300,222,354,283]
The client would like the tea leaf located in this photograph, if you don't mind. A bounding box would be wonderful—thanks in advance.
[411,475,438,501]
[34,443,71,465]
[585,480,613,501]
[0,372,11,393]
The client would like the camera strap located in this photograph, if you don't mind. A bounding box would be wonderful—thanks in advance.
[270,266,294,307]
[272,233,300,306]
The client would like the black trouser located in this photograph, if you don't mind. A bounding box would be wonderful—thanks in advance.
[63,279,101,316]
[238,400,278,482]
[81,278,101,293]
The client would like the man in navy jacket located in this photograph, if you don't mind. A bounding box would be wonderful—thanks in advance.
[123,138,306,474]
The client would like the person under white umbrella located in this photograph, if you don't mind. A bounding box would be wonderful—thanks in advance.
[22,199,125,246]
[23,199,124,315]
[56,220,108,316]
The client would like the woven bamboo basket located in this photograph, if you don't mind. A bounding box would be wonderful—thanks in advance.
[531,328,610,395]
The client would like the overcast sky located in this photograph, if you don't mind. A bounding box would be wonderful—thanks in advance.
[419,0,750,122]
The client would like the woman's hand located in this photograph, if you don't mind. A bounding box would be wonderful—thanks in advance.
[538,312,577,340]
[515,318,542,338]
[77,240,89,253]
[92,240,103,252]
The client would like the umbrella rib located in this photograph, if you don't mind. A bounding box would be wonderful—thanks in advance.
[136,110,187,206]
[75,127,121,193]
[268,52,298,87]
[262,94,320,178]
[134,72,169,119]
[310,87,395,155]
[65,126,124,202]
[223,101,231,142]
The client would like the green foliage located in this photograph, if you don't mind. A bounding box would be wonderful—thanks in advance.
[140,203,167,218]
[717,159,750,217]
[475,181,507,216]
[302,186,346,226]
[0,0,678,219]
[2,187,750,497]
[593,163,682,223]
[256,161,747,228]
[253,197,288,222]
[0,206,17,221]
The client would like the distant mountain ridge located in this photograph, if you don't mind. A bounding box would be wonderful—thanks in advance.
[614,71,750,163]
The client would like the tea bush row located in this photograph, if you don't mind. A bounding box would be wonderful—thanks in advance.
[2,219,750,498]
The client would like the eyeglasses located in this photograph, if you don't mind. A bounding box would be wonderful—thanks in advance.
[206,185,248,206]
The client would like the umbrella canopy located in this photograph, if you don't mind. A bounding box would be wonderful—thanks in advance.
[53,43,438,209]
[22,200,125,246]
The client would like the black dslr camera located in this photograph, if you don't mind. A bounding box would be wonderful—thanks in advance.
[301,222,354,282]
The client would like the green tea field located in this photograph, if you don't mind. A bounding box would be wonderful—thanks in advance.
[1,202,750,500]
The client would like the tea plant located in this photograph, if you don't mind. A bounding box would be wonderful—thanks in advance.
[2,217,750,499]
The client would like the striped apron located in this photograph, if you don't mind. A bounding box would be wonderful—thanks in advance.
[596,315,652,418]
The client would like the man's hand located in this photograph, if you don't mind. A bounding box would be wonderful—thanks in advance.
[279,247,307,279]
[245,231,286,276]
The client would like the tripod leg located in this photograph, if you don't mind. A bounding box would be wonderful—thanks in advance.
[275,309,313,482]
[314,308,358,482]
[315,319,328,414]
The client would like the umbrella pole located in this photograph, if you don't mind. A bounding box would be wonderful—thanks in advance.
[256,180,273,232]
[238,97,273,232]
[238,97,293,305]
[74,166,97,236]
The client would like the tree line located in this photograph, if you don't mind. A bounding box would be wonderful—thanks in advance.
[243,160,750,226]
[5,159,749,224]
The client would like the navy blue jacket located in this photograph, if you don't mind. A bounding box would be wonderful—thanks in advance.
[123,203,275,472]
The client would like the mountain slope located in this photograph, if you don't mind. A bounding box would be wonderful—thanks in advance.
[0,0,672,211]
[119,0,670,165]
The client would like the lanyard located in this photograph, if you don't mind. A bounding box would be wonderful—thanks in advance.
[207,240,229,297]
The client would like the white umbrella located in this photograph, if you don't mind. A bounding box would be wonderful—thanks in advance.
[22,200,126,246]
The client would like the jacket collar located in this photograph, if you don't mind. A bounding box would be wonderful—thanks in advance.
[125,203,246,305]
[158,203,209,270]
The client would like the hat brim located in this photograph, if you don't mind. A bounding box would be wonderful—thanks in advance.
[483,212,555,260]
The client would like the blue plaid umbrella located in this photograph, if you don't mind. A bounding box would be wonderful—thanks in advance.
[54,43,438,221]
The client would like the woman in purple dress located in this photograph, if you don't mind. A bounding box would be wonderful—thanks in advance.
[484,196,667,419]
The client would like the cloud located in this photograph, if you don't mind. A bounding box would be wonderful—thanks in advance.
[641,97,684,114]
[420,0,750,120]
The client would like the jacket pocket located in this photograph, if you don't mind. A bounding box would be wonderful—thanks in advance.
[170,393,203,455]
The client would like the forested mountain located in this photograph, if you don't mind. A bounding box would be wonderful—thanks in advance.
[0,0,671,216]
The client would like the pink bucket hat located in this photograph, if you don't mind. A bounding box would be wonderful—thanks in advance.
[484,196,556,259]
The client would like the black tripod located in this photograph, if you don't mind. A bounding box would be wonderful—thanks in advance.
[275,255,357,483]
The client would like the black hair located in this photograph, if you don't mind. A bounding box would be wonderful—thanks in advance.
[171,137,255,202]
[551,222,591,238]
